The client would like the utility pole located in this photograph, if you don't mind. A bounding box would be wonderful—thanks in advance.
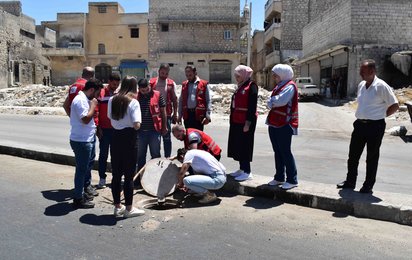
[247,1,252,67]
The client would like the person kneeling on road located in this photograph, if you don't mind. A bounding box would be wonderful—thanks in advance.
[176,148,226,204]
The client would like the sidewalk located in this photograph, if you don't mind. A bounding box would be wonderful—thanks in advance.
[1,144,412,226]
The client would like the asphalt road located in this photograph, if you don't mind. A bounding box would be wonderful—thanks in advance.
[0,102,411,194]
[0,155,411,260]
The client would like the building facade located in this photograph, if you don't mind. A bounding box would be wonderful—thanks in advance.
[295,0,412,98]
[0,1,51,89]
[42,2,148,85]
[148,0,248,84]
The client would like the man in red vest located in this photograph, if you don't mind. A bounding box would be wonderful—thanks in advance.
[149,63,178,158]
[95,72,121,189]
[136,79,167,173]
[178,65,212,131]
[63,66,95,117]
[171,124,221,161]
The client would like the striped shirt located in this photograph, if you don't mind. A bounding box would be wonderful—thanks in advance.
[139,91,165,130]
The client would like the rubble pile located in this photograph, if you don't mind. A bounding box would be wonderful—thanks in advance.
[0,84,272,116]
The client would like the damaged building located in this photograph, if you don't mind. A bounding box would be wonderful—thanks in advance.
[294,0,412,98]
[0,0,52,89]
[148,0,249,84]
[42,2,148,85]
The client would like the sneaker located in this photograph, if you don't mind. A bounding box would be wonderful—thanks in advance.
[73,197,95,209]
[235,172,253,181]
[281,182,298,190]
[84,185,98,196]
[268,179,284,186]
[230,169,244,177]
[336,181,355,189]
[124,207,145,218]
[97,178,106,189]
[359,186,373,194]
[114,205,126,217]
[198,192,218,204]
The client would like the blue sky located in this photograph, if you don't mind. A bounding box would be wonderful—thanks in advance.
[20,0,265,31]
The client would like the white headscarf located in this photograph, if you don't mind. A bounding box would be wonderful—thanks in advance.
[271,64,294,81]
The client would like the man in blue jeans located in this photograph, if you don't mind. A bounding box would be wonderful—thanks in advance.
[70,78,103,208]
[136,79,167,175]
[176,148,226,204]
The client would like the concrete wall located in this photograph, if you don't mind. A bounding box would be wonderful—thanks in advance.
[302,0,351,56]
[149,0,239,21]
[280,0,309,52]
[55,13,86,47]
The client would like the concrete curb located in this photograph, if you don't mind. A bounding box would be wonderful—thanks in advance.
[1,144,412,226]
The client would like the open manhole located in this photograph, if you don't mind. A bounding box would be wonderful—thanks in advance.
[137,198,181,210]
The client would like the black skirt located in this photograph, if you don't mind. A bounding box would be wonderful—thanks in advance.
[227,120,256,162]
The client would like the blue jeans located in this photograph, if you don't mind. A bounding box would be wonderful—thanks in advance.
[137,130,161,172]
[98,128,113,180]
[70,139,96,199]
[268,125,298,184]
[161,117,172,158]
[183,172,226,194]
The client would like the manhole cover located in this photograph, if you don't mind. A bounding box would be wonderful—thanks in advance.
[137,198,180,210]
[140,158,179,198]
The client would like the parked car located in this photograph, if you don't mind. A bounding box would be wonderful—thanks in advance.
[295,77,320,100]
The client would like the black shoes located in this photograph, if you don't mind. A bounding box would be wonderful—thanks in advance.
[359,186,373,194]
[73,197,95,209]
[336,181,355,189]
[84,185,98,197]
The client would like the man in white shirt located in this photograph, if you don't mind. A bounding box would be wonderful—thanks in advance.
[176,148,226,204]
[337,59,399,194]
[70,78,103,208]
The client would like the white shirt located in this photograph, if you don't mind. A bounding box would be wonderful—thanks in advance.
[183,149,226,175]
[355,76,398,120]
[70,91,96,142]
[108,97,142,130]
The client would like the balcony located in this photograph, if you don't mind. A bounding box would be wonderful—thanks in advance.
[265,50,280,68]
[264,22,281,44]
[265,0,282,20]
[42,47,85,57]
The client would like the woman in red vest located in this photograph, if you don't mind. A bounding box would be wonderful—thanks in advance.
[266,64,299,190]
[228,65,258,181]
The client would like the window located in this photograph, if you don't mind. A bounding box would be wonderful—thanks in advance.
[98,6,107,13]
[98,44,105,55]
[224,30,232,40]
[130,28,139,38]
[20,29,35,39]
[161,23,169,32]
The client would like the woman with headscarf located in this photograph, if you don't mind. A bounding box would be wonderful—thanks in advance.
[228,65,258,181]
[108,76,145,218]
[266,64,299,190]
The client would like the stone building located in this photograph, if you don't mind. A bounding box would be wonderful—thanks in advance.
[295,0,412,98]
[42,2,148,85]
[0,1,51,89]
[251,30,265,87]
[254,0,314,89]
[148,0,248,84]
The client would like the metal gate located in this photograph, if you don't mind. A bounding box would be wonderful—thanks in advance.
[209,61,232,84]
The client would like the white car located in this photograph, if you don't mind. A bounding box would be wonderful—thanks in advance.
[295,77,320,100]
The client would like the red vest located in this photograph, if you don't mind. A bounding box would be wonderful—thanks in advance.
[184,128,221,157]
[150,77,175,116]
[267,80,299,128]
[231,80,257,124]
[137,90,162,132]
[97,87,115,129]
[68,78,86,104]
[181,79,208,121]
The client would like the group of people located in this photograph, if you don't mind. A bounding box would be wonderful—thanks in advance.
[65,58,399,218]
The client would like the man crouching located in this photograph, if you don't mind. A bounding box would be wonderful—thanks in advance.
[176,148,226,204]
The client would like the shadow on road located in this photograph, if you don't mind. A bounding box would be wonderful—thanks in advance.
[44,202,76,217]
[79,214,117,226]
[338,189,382,203]
[243,197,283,209]
[400,135,412,143]
[41,189,73,202]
